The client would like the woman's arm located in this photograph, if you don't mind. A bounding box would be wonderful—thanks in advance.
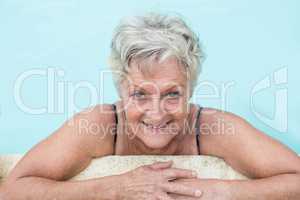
[195,108,300,199]
[171,173,300,200]
[1,104,118,200]
[1,174,121,200]
[227,172,300,199]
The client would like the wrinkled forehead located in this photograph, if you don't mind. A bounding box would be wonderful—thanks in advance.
[126,56,188,87]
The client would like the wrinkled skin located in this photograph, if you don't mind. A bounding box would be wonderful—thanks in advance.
[117,161,203,200]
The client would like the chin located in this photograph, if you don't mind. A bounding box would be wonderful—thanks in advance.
[142,138,170,149]
[131,122,180,150]
[138,130,176,149]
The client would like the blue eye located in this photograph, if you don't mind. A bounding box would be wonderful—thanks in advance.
[166,91,180,98]
[132,91,146,99]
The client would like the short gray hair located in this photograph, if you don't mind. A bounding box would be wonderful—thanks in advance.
[108,13,204,96]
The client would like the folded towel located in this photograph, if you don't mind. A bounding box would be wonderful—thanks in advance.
[71,155,248,180]
[0,154,248,184]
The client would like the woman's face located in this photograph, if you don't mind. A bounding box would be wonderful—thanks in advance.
[120,56,191,149]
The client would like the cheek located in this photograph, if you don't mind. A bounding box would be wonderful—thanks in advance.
[124,101,144,123]
[162,97,188,114]
[173,111,189,125]
[166,100,189,125]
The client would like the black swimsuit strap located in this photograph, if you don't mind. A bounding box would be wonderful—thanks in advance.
[195,106,203,155]
[112,103,118,154]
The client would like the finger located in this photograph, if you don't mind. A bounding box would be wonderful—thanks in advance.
[160,182,202,198]
[157,192,175,200]
[162,168,198,180]
[149,160,173,170]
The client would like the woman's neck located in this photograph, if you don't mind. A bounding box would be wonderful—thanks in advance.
[126,133,186,155]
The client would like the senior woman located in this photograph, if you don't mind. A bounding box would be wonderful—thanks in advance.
[1,13,300,200]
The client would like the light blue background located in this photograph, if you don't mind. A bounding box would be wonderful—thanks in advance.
[0,0,299,153]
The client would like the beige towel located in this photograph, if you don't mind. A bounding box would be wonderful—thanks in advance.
[0,155,248,184]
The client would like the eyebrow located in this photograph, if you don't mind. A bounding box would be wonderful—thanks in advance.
[132,84,184,93]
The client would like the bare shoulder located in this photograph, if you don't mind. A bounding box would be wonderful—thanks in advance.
[199,107,300,178]
[5,103,116,183]
[198,107,241,155]
[198,107,240,137]
[71,103,117,157]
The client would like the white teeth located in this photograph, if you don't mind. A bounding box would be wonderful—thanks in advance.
[146,124,166,129]
[143,122,167,129]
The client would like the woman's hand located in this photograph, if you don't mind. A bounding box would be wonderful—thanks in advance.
[169,178,231,200]
[117,160,203,200]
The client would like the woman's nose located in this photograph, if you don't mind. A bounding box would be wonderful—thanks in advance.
[147,96,166,116]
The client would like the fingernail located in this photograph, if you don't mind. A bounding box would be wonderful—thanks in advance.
[195,190,202,197]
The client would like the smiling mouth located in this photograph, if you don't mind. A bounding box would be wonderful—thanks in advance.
[142,121,170,130]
